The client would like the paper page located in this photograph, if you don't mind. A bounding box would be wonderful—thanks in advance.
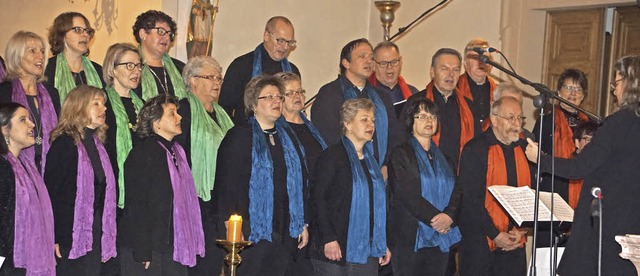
[528,247,565,276]
[539,192,574,222]
[488,186,554,226]
[0,256,4,269]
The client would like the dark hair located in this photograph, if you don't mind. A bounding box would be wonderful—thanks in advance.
[132,10,177,43]
[613,55,640,115]
[243,75,285,117]
[339,38,372,75]
[556,68,588,97]
[0,103,26,155]
[265,16,293,33]
[572,121,599,140]
[431,48,462,68]
[136,94,180,139]
[48,12,93,55]
[404,98,439,134]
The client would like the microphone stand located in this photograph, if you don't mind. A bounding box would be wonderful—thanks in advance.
[477,55,602,276]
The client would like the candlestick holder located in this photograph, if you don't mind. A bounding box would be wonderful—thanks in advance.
[616,234,640,275]
[216,239,252,276]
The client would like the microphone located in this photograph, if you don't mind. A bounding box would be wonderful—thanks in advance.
[591,187,602,199]
[591,187,602,218]
[471,47,499,55]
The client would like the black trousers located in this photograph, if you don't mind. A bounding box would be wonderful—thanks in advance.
[233,234,297,276]
[459,236,526,276]
[187,243,224,276]
[56,212,103,276]
[0,257,26,276]
[311,257,379,276]
[120,247,188,276]
[391,245,448,276]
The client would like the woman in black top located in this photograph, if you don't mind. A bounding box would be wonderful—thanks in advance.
[119,94,204,275]
[0,31,59,172]
[44,85,117,275]
[526,55,640,276]
[387,98,462,276]
[310,98,391,276]
[0,103,55,276]
[214,75,307,276]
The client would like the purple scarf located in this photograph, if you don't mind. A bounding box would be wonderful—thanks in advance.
[69,135,117,260]
[11,79,58,173]
[0,59,6,82]
[157,141,205,267]
[5,153,55,276]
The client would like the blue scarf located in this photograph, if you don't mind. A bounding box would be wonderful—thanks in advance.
[251,43,292,78]
[340,77,388,165]
[300,112,328,150]
[248,116,304,242]
[342,136,386,264]
[410,137,461,252]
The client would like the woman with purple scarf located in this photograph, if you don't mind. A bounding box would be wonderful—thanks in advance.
[119,94,204,275]
[0,31,59,173]
[0,103,55,276]
[44,85,117,275]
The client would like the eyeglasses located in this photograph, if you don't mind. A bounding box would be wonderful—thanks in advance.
[413,114,437,122]
[610,78,624,90]
[375,59,401,68]
[284,89,306,97]
[148,27,175,39]
[194,75,223,84]
[257,95,284,102]
[561,85,584,94]
[69,26,95,37]
[492,113,526,124]
[115,62,143,71]
[580,136,592,143]
[268,32,297,47]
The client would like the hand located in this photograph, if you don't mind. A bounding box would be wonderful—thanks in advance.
[525,138,539,163]
[143,261,150,270]
[430,213,453,234]
[502,229,528,251]
[298,226,309,249]
[379,247,392,266]
[324,241,342,261]
[54,244,62,258]
[381,165,389,182]
[493,232,518,250]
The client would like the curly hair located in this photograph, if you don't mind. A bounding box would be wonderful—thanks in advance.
[48,12,93,55]
[132,10,177,43]
[50,85,107,144]
[0,103,26,155]
[136,94,180,139]
[340,98,375,135]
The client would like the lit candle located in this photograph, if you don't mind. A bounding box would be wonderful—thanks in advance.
[227,214,243,242]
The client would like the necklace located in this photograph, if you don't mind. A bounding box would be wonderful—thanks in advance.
[148,64,169,94]
[263,129,277,146]
[25,95,43,145]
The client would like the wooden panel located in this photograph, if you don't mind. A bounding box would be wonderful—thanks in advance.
[543,9,604,115]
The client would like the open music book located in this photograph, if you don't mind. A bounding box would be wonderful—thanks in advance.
[488,186,574,227]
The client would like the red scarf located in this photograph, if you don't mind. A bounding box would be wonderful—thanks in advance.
[424,81,475,155]
[457,73,497,132]
[554,105,588,209]
[485,142,531,251]
[368,74,413,100]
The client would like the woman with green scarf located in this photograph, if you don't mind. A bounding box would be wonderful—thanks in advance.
[132,10,187,101]
[44,12,105,108]
[175,55,233,276]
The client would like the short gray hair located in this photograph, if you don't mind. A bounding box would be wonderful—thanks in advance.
[182,55,223,90]
[340,98,375,135]
[493,83,523,104]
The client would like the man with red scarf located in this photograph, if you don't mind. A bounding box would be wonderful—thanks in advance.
[368,41,419,117]
[401,48,479,170]
[458,38,498,131]
[458,97,531,276]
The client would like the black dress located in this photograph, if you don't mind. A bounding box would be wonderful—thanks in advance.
[0,157,26,276]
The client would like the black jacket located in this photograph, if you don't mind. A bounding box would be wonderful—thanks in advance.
[43,55,105,109]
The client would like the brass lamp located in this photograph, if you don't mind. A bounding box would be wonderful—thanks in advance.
[375,1,401,41]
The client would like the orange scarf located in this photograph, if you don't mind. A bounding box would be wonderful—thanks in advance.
[424,81,475,155]
[568,179,583,209]
[457,73,497,132]
[554,105,588,208]
[368,74,413,100]
[485,143,531,251]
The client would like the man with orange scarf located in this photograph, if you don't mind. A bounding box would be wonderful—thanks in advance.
[401,48,479,169]
[368,41,419,117]
[458,38,498,132]
[458,97,531,276]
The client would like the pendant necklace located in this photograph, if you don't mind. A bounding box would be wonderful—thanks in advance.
[148,63,169,94]
[263,129,277,146]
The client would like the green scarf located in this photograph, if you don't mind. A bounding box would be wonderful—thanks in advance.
[54,53,103,104]
[141,53,187,100]
[187,92,234,201]
[105,86,144,208]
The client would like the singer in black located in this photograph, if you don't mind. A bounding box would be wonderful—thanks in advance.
[526,55,640,276]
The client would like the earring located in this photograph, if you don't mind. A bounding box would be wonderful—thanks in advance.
[4,137,9,146]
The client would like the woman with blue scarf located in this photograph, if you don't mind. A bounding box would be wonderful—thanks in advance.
[214,75,307,276]
[310,98,390,276]
[387,98,462,276]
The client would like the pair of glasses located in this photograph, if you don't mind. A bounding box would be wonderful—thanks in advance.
[414,114,437,122]
[268,32,297,47]
[69,26,95,36]
[580,136,592,143]
[194,75,223,84]
[375,59,401,68]
[561,85,584,94]
[493,113,526,124]
[284,89,306,97]
[115,62,143,71]
[257,95,285,102]
[610,78,624,90]
[148,27,175,39]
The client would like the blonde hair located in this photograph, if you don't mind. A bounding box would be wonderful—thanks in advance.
[50,85,107,144]
[102,43,140,86]
[4,31,47,82]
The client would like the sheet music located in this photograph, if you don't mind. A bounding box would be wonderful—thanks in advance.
[0,256,4,269]
[539,192,574,222]
[488,186,559,226]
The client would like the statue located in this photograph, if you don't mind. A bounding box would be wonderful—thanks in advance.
[187,0,219,59]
